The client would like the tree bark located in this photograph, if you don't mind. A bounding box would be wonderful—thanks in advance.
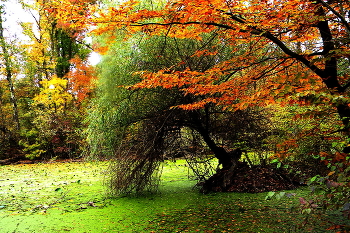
[260,5,350,136]
[188,110,233,168]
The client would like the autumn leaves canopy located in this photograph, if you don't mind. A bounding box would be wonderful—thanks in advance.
[46,0,349,130]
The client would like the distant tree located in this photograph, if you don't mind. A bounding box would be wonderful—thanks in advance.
[0,5,20,131]
[17,0,96,159]
[0,5,25,159]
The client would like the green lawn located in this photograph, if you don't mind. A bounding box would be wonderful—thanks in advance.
[0,160,348,232]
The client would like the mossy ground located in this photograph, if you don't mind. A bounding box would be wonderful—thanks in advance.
[0,160,348,232]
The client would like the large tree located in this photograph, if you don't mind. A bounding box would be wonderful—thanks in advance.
[87,0,350,133]
[58,0,350,192]
[88,28,281,194]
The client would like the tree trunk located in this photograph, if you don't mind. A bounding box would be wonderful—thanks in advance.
[336,104,350,135]
[189,110,233,168]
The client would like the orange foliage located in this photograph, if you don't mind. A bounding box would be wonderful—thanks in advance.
[39,0,96,38]
[92,1,349,110]
[65,57,96,102]
[56,0,350,111]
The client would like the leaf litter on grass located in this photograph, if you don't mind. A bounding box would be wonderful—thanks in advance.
[145,189,350,233]
[145,196,292,232]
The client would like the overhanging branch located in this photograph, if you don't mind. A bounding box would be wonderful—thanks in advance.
[129,19,325,79]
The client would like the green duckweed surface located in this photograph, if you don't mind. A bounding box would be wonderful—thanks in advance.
[0,161,349,232]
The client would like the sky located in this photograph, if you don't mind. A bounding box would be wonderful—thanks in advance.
[3,0,33,39]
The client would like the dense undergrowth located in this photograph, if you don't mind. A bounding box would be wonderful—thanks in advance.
[0,161,349,232]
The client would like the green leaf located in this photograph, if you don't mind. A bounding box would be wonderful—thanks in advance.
[276,192,285,200]
[54,188,62,192]
[331,142,339,148]
[265,191,275,200]
[276,162,281,169]
[302,208,312,214]
[271,159,279,163]
[310,175,318,183]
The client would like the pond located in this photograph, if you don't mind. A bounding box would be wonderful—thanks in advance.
[0,161,348,232]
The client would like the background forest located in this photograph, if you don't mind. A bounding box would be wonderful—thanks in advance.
[0,0,349,224]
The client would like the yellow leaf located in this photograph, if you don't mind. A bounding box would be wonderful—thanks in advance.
[328,171,335,177]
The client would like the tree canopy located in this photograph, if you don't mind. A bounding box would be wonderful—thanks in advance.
[75,0,347,132]
[77,0,350,194]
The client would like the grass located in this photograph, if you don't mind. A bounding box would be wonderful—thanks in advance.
[0,160,349,232]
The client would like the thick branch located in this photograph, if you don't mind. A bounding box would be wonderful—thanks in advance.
[317,0,350,34]
[314,5,341,91]
[131,21,234,30]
